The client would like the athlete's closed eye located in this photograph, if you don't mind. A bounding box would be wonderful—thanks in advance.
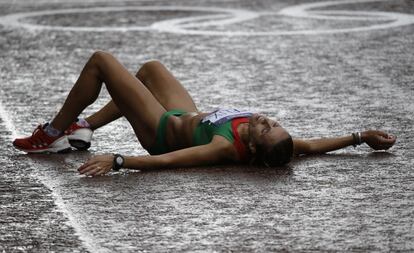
[262,127,270,134]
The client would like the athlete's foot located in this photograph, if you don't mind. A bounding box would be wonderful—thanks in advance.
[64,121,93,150]
[13,124,71,153]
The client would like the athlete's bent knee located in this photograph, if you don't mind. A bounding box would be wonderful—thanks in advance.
[87,51,116,79]
[136,60,164,81]
[90,50,113,63]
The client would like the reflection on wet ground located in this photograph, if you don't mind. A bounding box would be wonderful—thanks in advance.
[1,0,413,252]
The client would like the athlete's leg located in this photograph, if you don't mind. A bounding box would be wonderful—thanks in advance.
[137,60,198,112]
[50,51,166,148]
[85,100,121,131]
[84,60,198,130]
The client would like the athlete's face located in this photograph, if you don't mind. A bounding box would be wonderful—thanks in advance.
[248,113,290,154]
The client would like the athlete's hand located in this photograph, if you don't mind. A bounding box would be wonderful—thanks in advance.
[362,130,397,150]
[78,154,114,176]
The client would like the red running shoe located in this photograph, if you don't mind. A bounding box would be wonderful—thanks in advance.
[64,122,93,150]
[13,124,71,153]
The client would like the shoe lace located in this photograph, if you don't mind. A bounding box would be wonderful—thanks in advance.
[29,125,46,146]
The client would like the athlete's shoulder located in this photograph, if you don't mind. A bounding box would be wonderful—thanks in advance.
[210,135,239,161]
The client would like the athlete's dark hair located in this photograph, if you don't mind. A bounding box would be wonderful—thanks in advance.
[256,134,294,167]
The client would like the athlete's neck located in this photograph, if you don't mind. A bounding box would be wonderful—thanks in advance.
[238,123,250,147]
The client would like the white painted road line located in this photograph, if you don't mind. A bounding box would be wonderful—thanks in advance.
[0,99,105,253]
[0,0,413,36]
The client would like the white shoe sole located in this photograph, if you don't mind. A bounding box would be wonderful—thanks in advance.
[67,128,93,150]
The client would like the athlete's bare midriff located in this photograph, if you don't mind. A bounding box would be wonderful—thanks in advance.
[164,112,209,151]
[163,111,250,158]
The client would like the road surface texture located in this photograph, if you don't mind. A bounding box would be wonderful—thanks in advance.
[0,0,413,252]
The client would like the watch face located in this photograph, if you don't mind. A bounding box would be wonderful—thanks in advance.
[116,156,123,165]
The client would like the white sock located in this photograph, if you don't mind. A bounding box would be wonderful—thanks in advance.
[77,118,91,128]
[43,123,61,137]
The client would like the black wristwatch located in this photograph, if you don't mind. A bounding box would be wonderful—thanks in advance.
[113,154,124,171]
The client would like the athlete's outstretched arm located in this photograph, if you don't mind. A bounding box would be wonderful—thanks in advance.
[77,136,235,176]
[293,130,397,156]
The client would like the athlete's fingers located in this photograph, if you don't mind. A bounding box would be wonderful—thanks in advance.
[78,158,99,171]
[375,131,389,138]
[95,165,111,176]
[78,163,92,172]
[78,163,89,171]
[79,160,91,169]
[84,166,101,176]
[95,167,109,176]
[377,140,395,150]
[78,164,87,173]
[79,163,99,174]
[378,134,397,145]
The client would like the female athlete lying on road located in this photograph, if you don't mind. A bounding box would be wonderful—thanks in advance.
[13,51,397,176]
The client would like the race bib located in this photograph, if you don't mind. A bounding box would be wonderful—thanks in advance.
[202,109,253,125]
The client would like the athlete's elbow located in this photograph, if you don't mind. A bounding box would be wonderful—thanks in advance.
[293,139,312,155]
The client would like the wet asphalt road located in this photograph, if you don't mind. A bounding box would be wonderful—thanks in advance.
[0,0,413,252]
